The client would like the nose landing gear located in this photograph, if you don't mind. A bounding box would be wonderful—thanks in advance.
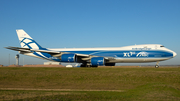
[155,61,160,68]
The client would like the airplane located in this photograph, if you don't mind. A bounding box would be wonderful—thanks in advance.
[5,29,177,68]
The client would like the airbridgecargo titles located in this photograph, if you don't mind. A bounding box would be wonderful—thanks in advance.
[5,29,177,68]
[132,48,151,50]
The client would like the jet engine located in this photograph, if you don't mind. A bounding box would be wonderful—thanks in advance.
[91,57,105,66]
[61,54,76,62]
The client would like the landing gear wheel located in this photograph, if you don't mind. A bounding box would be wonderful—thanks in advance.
[155,65,159,68]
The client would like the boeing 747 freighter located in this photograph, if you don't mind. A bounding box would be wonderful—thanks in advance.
[5,29,177,67]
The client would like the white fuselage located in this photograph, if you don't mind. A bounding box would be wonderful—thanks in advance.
[36,44,176,63]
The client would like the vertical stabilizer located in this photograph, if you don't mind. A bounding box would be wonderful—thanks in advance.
[16,29,44,49]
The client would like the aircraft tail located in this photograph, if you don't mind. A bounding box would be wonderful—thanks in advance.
[16,29,45,50]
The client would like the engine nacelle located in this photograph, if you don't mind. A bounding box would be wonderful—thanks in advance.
[91,57,105,66]
[61,54,76,62]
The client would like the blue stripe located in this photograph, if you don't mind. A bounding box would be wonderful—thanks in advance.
[31,50,173,62]
[33,52,61,62]
[60,50,173,58]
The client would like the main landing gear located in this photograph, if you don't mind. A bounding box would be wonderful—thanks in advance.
[155,61,160,68]
[80,63,99,68]
[80,63,91,67]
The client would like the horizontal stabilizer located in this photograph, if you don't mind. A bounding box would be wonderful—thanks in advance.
[5,46,61,54]
[5,46,31,52]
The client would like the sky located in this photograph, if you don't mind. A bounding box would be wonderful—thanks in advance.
[0,0,179,66]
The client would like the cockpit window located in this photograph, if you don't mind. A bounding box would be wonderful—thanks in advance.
[160,46,165,47]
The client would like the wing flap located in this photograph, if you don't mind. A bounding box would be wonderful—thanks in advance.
[30,49,61,54]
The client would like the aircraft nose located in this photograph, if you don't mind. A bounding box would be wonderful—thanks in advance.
[173,52,177,57]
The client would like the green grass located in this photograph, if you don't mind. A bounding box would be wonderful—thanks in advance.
[0,67,180,100]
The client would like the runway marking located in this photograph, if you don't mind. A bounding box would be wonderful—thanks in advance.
[0,88,124,92]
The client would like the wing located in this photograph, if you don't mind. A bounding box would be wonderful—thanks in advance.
[5,46,90,56]
[5,46,115,66]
